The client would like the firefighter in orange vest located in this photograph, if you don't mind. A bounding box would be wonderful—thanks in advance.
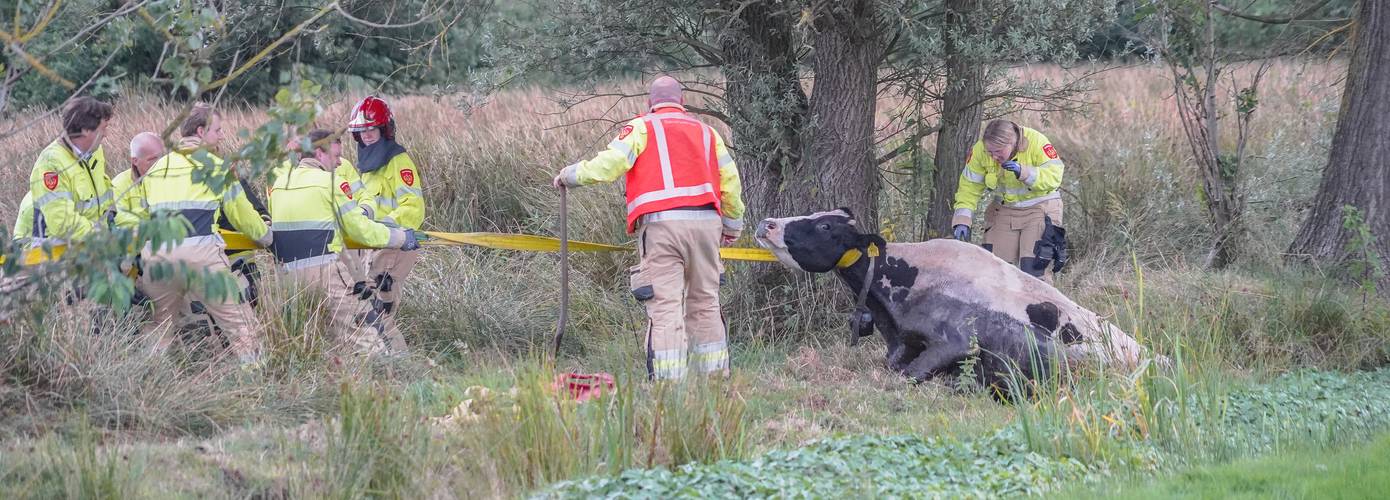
[553,76,745,380]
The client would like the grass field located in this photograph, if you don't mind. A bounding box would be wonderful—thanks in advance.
[3,59,1390,498]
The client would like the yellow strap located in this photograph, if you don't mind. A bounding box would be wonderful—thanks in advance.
[4,230,780,265]
[834,243,881,268]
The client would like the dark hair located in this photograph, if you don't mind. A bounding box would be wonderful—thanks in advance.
[179,103,217,138]
[307,129,340,153]
[62,97,114,137]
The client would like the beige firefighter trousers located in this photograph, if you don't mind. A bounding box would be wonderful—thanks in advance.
[140,243,262,362]
[983,198,1065,284]
[287,257,404,355]
[368,248,418,351]
[630,214,728,380]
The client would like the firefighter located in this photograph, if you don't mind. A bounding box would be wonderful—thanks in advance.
[139,103,272,368]
[26,96,115,244]
[951,119,1068,284]
[553,76,745,381]
[269,129,417,354]
[109,132,167,312]
[285,132,375,285]
[110,132,166,229]
[347,96,425,348]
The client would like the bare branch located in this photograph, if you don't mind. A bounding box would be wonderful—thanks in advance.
[1213,0,1347,25]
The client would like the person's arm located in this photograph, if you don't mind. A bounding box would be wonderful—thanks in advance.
[713,129,744,238]
[334,172,402,248]
[951,143,990,227]
[219,169,272,246]
[1019,132,1064,193]
[336,159,377,219]
[555,117,648,187]
[382,154,424,229]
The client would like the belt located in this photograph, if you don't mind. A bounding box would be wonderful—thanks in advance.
[641,208,720,224]
[1003,192,1061,209]
[281,253,339,271]
[142,234,225,253]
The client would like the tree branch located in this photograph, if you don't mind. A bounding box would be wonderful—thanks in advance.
[1213,0,1347,24]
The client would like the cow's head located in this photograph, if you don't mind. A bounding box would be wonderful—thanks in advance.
[755,208,883,273]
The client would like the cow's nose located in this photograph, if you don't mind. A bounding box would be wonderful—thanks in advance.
[756,219,777,238]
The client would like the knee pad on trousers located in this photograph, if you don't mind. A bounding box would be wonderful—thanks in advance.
[373,273,394,293]
[351,281,373,300]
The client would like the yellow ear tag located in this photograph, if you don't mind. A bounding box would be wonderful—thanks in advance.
[836,243,881,269]
[836,249,863,268]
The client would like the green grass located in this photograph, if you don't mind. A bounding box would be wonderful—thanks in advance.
[538,369,1390,498]
[1067,433,1390,499]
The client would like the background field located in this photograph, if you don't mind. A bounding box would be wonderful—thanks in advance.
[4,60,1390,498]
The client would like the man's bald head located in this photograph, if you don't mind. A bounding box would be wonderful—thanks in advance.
[648,76,684,109]
[129,132,165,175]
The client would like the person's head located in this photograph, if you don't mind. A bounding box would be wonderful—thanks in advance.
[62,97,114,153]
[307,129,341,168]
[648,76,684,110]
[982,120,1025,164]
[180,102,223,147]
[347,96,394,145]
[128,132,165,176]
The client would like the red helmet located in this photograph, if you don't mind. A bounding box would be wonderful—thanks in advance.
[347,96,396,139]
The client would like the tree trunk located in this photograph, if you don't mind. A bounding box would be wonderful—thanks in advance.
[1288,0,1390,296]
[717,1,808,224]
[925,0,986,239]
[796,0,884,228]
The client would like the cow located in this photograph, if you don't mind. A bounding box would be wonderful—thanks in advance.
[754,208,1153,397]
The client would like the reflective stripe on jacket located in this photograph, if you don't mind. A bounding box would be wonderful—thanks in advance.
[111,168,149,230]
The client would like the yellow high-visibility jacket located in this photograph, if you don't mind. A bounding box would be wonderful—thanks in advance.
[110,168,149,230]
[12,193,33,241]
[335,158,378,219]
[952,126,1065,227]
[269,157,403,269]
[563,110,746,230]
[142,147,271,248]
[27,139,113,242]
[359,153,424,230]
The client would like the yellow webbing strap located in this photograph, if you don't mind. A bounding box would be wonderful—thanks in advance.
[4,230,780,265]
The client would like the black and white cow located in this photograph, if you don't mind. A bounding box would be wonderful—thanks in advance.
[755,208,1151,395]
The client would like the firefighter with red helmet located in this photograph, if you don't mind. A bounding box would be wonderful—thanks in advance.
[347,96,425,350]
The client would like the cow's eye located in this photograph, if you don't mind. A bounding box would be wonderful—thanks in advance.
[818,223,831,231]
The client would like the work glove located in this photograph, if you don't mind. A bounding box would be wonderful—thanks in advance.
[1001,160,1023,179]
[400,229,422,251]
[721,217,741,246]
[952,224,971,241]
[553,164,580,189]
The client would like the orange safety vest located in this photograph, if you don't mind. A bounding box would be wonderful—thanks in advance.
[624,109,722,232]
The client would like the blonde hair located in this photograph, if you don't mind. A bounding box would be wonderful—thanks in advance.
[982,120,1027,158]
